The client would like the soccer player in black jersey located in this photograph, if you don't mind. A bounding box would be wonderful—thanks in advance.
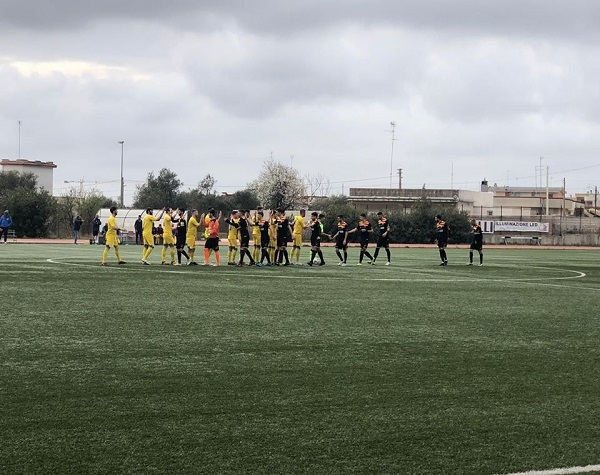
[256,211,271,266]
[275,209,293,265]
[435,214,449,266]
[468,219,483,266]
[372,212,391,265]
[331,215,349,266]
[237,210,256,266]
[174,208,190,265]
[347,213,374,265]
[307,212,326,266]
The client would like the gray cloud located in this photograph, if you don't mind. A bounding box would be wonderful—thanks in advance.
[1,0,600,202]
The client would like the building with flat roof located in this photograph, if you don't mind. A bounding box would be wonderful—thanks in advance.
[0,159,57,194]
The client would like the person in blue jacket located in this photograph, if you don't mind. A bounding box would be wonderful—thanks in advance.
[0,210,13,244]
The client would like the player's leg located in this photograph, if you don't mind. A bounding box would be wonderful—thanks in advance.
[102,245,110,264]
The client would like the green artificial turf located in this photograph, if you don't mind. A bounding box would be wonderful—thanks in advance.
[1,244,600,474]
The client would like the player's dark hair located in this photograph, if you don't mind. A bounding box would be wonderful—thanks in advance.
[311,212,318,217]
[376,211,383,216]
[110,206,117,214]
[146,208,152,214]
[360,213,366,218]
[436,214,442,220]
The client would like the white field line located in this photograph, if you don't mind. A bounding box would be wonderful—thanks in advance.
[45,259,600,291]
[497,463,600,475]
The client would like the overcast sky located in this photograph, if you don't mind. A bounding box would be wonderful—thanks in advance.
[1,0,600,204]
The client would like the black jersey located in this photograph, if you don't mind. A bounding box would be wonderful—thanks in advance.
[310,220,321,240]
[176,218,187,245]
[377,217,389,236]
[436,220,449,241]
[276,217,290,239]
[259,220,270,240]
[357,219,372,242]
[335,221,348,243]
[472,223,483,245]
[239,217,250,238]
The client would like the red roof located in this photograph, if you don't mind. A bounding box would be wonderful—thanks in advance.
[1,159,57,169]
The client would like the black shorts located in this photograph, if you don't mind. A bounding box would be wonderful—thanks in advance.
[437,239,448,249]
[176,238,186,249]
[310,237,321,247]
[240,234,250,248]
[277,236,288,248]
[335,240,347,250]
[261,237,270,248]
[205,237,219,250]
[360,240,369,249]
[377,236,389,248]
[470,242,482,251]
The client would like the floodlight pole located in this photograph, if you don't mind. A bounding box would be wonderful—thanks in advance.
[118,140,124,208]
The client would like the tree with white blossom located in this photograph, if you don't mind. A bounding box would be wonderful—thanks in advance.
[248,160,306,210]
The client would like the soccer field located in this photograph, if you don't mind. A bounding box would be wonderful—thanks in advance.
[2,244,600,475]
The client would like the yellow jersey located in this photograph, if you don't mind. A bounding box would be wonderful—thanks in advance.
[203,214,211,238]
[227,217,240,240]
[252,214,261,238]
[106,215,118,239]
[163,214,173,238]
[142,214,158,235]
[187,216,200,240]
[293,215,306,235]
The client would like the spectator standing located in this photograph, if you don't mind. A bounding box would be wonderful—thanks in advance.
[134,215,143,244]
[0,210,13,244]
[92,215,102,244]
[73,215,83,244]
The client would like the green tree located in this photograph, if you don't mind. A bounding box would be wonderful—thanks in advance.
[311,195,359,235]
[0,170,56,237]
[3,187,56,237]
[77,190,117,234]
[133,168,182,208]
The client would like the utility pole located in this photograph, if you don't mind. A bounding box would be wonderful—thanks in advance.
[545,165,549,216]
[397,168,403,190]
[387,122,397,189]
[18,120,21,158]
[595,186,598,216]
[118,141,124,208]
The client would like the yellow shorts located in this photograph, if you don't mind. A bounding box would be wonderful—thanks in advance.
[163,235,175,245]
[269,238,277,248]
[143,233,154,246]
[228,237,238,247]
[293,234,302,247]
[186,236,196,249]
[106,235,119,247]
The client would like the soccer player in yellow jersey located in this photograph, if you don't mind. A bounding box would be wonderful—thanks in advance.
[101,206,126,266]
[161,207,177,265]
[141,208,164,265]
[224,210,240,265]
[251,206,263,262]
[268,211,278,262]
[186,209,201,265]
[290,208,307,264]
[203,208,214,239]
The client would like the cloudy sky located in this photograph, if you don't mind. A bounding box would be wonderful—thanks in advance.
[1,0,600,204]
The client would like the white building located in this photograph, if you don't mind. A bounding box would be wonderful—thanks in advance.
[0,159,57,194]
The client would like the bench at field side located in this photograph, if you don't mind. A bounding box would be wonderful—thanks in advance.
[501,236,541,245]
[6,229,17,243]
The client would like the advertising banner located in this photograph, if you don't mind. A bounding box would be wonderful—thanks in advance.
[494,221,549,233]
